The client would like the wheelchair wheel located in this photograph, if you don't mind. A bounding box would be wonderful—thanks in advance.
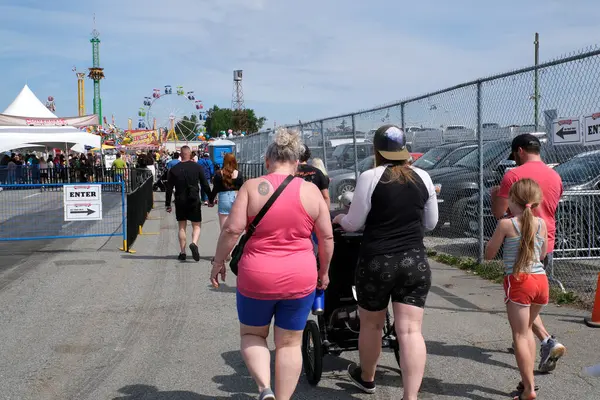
[302,320,323,386]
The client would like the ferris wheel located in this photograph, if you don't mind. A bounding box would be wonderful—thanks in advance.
[137,85,207,141]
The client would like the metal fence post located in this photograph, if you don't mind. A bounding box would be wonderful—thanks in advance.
[320,120,327,168]
[476,81,484,264]
[120,180,127,252]
[351,114,359,180]
[400,103,405,131]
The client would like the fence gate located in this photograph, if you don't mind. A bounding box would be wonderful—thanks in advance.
[0,182,126,248]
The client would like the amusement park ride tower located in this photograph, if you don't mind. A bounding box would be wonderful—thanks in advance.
[88,21,104,125]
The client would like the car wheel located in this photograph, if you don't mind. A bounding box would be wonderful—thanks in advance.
[337,180,355,197]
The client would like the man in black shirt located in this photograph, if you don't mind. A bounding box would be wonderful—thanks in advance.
[295,144,330,209]
[165,146,213,261]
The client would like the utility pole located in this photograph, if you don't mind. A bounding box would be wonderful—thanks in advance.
[534,32,540,129]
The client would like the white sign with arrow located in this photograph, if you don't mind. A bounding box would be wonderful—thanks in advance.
[63,184,103,221]
[583,112,600,146]
[551,118,581,145]
[64,203,102,221]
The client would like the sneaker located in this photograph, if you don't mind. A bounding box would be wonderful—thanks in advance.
[538,336,566,372]
[177,252,186,261]
[347,364,376,394]
[258,388,275,400]
[189,243,200,262]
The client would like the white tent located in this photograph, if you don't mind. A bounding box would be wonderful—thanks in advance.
[0,85,101,153]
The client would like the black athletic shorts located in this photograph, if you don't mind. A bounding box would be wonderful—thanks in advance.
[175,201,202,222]
[355,248,431,312]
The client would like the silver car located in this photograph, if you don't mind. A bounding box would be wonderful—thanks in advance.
[328,156,375,199]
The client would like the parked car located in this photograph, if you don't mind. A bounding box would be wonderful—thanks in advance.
[428,140,513,234]
[411,142,477,171]
[331,142,373,169]
[464,149,600,254]
[328,152,444,199]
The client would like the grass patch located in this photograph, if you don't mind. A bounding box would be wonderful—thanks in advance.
[427,248,580,305]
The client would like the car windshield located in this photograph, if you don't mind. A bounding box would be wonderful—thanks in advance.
[553,153,600,185]
[350,155,375,172]
[440,146,476,167]
[454,142,510,169]
[331,145,347,158]
[412,147,453,170]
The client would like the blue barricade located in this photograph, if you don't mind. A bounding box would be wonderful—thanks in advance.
[0,182,126,248]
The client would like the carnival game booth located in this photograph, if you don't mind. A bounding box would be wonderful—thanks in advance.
[0,85,100,153]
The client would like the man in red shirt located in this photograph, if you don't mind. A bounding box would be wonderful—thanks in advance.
[491,133,566,373]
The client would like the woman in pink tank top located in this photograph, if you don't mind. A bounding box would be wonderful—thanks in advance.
[211,128,334,400]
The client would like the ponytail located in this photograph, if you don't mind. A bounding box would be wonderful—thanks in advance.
[514,205,536,278]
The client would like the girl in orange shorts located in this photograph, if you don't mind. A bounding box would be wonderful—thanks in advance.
[485,178,549,400]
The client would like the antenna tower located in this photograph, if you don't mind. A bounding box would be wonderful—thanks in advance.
[231,70,247,134]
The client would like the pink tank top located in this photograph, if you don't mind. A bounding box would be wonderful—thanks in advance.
[237,173,317,300]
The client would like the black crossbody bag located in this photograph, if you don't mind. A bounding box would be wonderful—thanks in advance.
[229,175,294,276]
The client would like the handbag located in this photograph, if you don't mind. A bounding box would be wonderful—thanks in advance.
[229,174,294,276]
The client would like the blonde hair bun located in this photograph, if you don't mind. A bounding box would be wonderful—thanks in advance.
[274,127,301,149]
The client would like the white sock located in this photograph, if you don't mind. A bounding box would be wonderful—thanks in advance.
[541,336,551,345]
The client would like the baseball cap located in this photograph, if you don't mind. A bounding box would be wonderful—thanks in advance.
[508,133,541,160]
[373,124,411,161]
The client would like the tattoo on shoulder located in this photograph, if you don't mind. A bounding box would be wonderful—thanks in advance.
[258,181,270,195]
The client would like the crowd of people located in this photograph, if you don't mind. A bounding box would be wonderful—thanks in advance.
[159,127,572,400]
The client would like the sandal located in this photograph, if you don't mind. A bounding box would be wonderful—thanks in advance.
[516,382,540,393]
[513,395,536,400]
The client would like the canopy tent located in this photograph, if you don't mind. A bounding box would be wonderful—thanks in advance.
[0,85,100,153]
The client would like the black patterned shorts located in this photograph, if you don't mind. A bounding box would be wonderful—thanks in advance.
[355,248,431,311]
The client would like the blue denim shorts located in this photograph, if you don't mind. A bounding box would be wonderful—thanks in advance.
[218,190,237,215]
[236,290,315,331]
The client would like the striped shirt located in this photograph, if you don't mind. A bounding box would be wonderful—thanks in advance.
[503,217,546,275]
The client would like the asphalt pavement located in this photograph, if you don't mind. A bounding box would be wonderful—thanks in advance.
[0,192,598,399]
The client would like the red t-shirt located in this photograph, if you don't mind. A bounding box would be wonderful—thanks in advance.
[497,161,563,253]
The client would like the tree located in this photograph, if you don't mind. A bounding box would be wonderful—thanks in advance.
[175,114,200,141]
[205,106,267,137]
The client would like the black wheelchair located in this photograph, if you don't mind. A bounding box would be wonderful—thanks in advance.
[301,221,400,386]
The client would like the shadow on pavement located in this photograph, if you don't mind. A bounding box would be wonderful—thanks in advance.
[426,340,517,371]
[209,284,237,294]
[214,350,403,399]
[111,384,255,399]
[419,377,508,400]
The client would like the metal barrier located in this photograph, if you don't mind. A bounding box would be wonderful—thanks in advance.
[238,163,266,179]
[125,176,154,252]
[230,45,600,306]
[0,182,126,245]
[0,166,152,193]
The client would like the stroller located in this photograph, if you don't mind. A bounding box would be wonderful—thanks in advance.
[301,218,400,386]
[153,165,168,192]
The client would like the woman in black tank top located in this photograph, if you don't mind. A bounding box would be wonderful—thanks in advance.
[332,125,438,398]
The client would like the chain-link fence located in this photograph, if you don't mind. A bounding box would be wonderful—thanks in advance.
[233,47,600,305]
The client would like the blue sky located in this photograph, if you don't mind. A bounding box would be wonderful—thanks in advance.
[1,0,600,130]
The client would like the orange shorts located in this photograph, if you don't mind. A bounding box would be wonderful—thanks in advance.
[503,273,549,306]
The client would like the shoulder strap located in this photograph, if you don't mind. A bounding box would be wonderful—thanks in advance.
[510,217,521,234]
[247,175,294,236]
[536,217,543,234]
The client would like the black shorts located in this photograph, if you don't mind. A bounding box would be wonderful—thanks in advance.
[355,248,431,311]
[175,202,202,222]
